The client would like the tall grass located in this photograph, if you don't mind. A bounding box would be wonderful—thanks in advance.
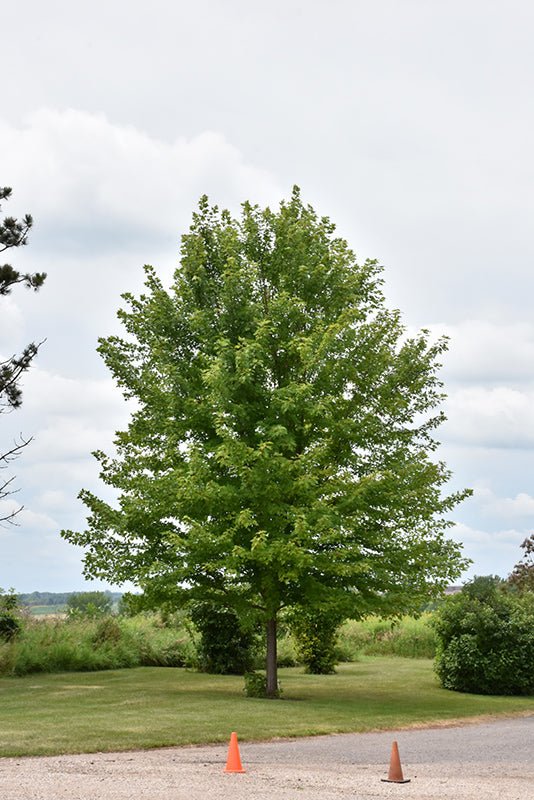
[0,612,436,678]
[0,614,198,676]
[335,614,437,660]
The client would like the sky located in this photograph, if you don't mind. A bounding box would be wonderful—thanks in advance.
[1,0,533,592]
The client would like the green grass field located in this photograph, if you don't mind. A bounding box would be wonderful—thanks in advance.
[1,657,533,758]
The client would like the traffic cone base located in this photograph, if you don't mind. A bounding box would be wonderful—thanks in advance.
[381,740,410,784]
[224,731,246,773]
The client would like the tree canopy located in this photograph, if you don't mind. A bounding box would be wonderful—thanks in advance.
[1,185,46,524]
[63,188,470,695]
[66,591,114,618]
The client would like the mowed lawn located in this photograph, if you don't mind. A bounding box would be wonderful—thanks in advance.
[1,657,533,757]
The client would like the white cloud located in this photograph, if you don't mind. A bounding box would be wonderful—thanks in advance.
[449,521,527,579]
[0,109,285,387]
[0,109,283,255]
[451,522,525,546]
[443,386,534,449]
[37,489,70,510]
[471,484,534,520]
[1,366,131,463]
[0,299,24,350]
[494,493,534,517]
[28,421,116,463]
[21,366,130,421]
[0,365,129,547]
[413,320,534,386]
[17,459,102,494]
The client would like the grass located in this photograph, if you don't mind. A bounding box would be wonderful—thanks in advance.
[0,614,198,675]
[0,612,437,678]
[336,614,437,660]
[1,657,533,758]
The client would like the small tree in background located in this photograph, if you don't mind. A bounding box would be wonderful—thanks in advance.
[508,534,534,593]
[66,591,113,619]
[63,188,470,697]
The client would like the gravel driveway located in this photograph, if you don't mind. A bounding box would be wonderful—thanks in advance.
[1,716,532,799]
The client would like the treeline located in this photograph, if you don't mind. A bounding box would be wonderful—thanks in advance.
[17,591,122,607]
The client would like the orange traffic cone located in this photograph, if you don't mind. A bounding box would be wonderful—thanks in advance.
[224,731,246,773]
[381,740,410,784]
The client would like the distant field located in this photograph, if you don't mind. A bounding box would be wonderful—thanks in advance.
[1,657,533,758]
[25,605,67,616]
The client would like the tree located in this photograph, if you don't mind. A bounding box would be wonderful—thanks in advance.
[508,534,534,593]
[1,185,46,523]
[62,188,470,697]
[66,591,114,618]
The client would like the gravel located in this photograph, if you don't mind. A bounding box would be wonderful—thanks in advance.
[1,716,532,799]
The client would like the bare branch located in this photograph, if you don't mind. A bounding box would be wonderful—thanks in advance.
[0,435,32,524]
[0,434,33,465]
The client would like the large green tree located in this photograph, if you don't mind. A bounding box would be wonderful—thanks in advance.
[63,188,469,696]
[1,185,46,523]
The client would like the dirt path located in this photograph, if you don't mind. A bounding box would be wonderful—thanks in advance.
[1,716,532,799]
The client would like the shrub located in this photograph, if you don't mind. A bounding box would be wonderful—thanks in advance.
[0,613,21,642]
[289,606,344,674]
[243,671,282,698]
[433,576,534,695]
[0,588,23,642]
[190,602,257,675]
[0,588,19,611]
[7,618,138,675]
[92,616,122,646]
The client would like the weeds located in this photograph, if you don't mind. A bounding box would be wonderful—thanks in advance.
[0,614,198,676]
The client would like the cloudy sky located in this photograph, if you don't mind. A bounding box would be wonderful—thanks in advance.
[1,1,533,592]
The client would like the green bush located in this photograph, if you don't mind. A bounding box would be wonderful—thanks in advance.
[0,613,21,642]
[243,671,282,698]
[289,606,344,674]
[190,603,257,675]
[0,607,443,678]
[433,577,534,695]
[92,616,123,646]
[0,589,23,642]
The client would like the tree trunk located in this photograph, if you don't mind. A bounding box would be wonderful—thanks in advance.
[266,616,278,698]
